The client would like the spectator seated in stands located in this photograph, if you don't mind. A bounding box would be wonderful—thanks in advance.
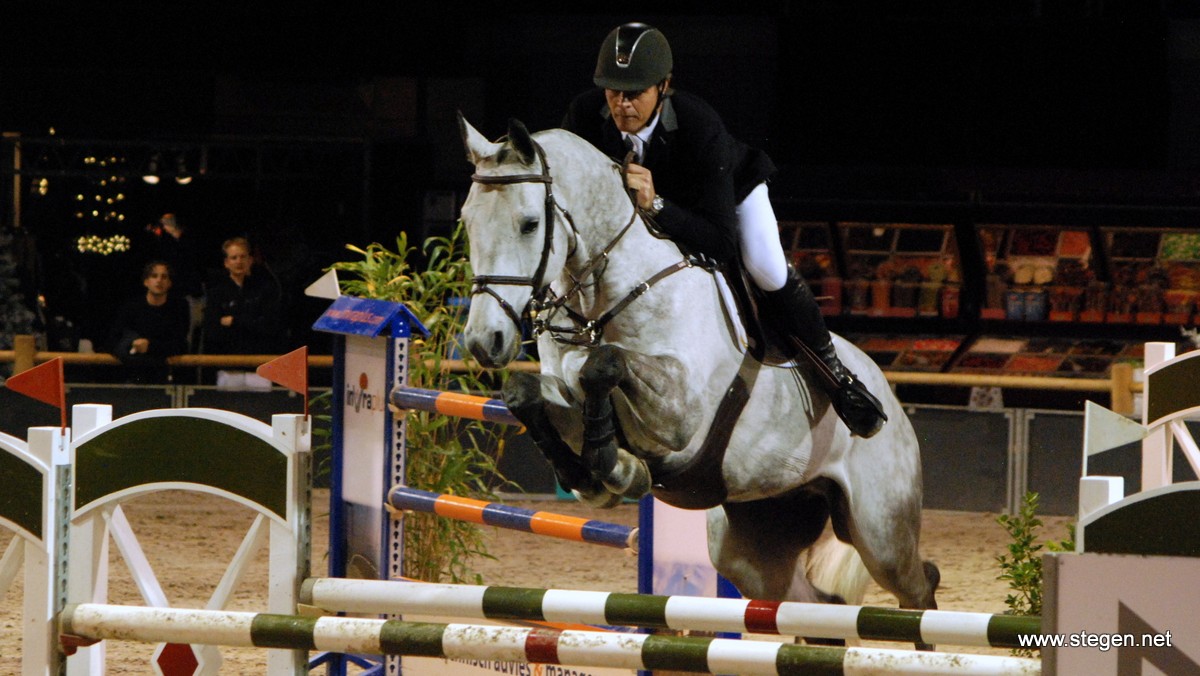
[202,238,282,389]
[107,261,190,384]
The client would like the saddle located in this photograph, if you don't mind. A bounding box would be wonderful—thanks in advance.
[714,259,807,368]
[636,208,806,369]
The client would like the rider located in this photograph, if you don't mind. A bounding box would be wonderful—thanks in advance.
[562,22,886,438]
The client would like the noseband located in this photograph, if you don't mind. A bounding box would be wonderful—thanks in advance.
[469,140,564,331]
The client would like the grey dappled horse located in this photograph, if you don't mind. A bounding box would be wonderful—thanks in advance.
[457,114,938,621]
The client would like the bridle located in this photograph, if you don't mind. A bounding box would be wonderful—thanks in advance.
[469,137,707,348]
[469,140,573,332]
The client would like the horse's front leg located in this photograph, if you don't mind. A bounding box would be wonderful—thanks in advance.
[502,371,624,507]
[580,345,651,499]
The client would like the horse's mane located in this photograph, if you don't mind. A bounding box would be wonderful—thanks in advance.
[534,129,624,182]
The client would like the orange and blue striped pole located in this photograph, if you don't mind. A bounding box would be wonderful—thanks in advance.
[391,387,521,426]
[387,486,637,552]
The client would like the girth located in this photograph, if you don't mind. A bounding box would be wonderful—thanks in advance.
[646,350,761,510]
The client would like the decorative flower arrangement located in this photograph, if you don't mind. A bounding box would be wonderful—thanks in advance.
[75,234,131,255]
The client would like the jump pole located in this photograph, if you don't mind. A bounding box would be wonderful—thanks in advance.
[60,603,1042,676]
[385,486,639,551]
[300,578,1041,650]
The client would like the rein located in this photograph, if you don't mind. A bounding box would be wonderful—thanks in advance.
[532,156,708,347]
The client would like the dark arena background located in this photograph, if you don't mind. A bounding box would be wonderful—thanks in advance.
[1,1,1198,386]
[5,6,1200,673]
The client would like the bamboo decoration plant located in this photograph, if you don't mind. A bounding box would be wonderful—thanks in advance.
[330,223,511,583]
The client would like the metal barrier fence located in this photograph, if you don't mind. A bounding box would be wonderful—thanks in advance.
[1,334,1141,413]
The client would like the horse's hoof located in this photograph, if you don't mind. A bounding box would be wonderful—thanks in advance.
[603,453,651,499]
[572,487,623,509]
[922,560,941,610]
[501,372,541,412]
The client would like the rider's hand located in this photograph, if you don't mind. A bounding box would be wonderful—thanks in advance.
[624,163,656,211]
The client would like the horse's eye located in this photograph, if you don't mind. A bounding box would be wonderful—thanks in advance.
[520,218,539,235]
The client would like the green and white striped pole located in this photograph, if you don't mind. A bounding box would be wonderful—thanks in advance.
[300,578,1039,650]
[61,604,1040,676]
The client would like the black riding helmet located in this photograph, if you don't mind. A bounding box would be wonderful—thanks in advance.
[593,23,673,91]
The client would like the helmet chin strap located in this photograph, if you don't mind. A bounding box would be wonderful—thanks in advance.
[639,81,669,134]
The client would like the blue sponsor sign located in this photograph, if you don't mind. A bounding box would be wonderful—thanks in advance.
[313,296,429,338]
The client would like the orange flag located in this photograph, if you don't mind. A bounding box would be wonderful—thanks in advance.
[6,358,66,428]
[256,346,309,416]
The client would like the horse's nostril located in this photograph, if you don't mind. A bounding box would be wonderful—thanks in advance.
[490,330,506,357]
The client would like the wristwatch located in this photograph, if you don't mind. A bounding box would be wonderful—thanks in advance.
[645,194,665,217]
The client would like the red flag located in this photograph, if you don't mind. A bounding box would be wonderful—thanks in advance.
[6,358,66,428]
[257,347,309,416]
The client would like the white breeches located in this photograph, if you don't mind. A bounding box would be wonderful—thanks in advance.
[736,182,788,291]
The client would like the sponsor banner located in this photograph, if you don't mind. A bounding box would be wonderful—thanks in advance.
[652,498,718,598]
[339,335,389,579]
[1045,552,1200,674]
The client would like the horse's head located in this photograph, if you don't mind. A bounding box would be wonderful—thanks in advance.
[458,114,570,368]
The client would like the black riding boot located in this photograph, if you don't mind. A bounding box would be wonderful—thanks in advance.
[762,267,887,438]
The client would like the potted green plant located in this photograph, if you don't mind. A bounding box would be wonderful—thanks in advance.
[330,223,512,583]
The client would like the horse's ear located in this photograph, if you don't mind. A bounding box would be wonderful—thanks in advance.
[458,111,496,165]
[506,118,536,165]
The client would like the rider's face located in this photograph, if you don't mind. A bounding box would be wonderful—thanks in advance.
[605,82,664,134]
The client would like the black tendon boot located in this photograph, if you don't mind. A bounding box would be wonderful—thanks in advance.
[763,267,887,438]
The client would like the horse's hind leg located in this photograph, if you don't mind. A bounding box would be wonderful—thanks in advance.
[579,345,651,498]
[705,493,839,604]
[827,472,940,648]
[502,372,620,508]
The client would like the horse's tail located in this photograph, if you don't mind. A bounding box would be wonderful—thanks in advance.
[803,527,871,605]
